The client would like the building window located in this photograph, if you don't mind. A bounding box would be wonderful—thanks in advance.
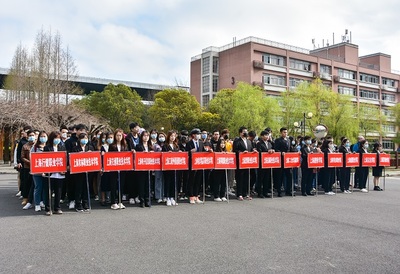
[212,57,219,74]
[382,93,396,102]
[289,59,311,71]
[202,57,210,75]
[338,86,356,96]
[338,68,356,80]
[359,89,379,100]
[382,124,396,133]
[382,140,394,150]
[320,65,331,74]
[382,78,395,87]
[289,77,305,87]
[382,108,393,117]
[262,54,286,66]
[212,76,218,93]
[202,95,210,107]
[264,74,286,86]
[202,76,210,93]
[360,73,378,84]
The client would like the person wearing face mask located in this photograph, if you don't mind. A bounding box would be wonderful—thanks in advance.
[338,138,352,193]
[109,129,129,209]
[60,126,69,145]
[150,129,158,146]
[320,139,336,195]
[90,130,103,202]
[162,130,180,206]
[372,142,384,191]
[256,130,275,198]
[31,131,49,213]
[186,128,206,204]
[99,132,114,206]
[273,128,295,197]
[177,130,190,201]
[233,126,255,200]
[300,136,315,196]
[200,130,213,197]
[44,131,66,215]
[357,139,369,193]
[212,139,228,202]
[20,130,36,209]
[65,124,88,210]
[125,122,141,204]
[154,132,166,203]
[72,132,94,212]
[15,126,32,199]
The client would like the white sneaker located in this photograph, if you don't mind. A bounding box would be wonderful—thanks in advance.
[170,198,177,206]
[119,203,126,209]
[122,195,127,201]
[214,198,222,202]
[325,192,334,196]
[329,191,336,195]
[162,197,167,203]
[344,190,351,194]
[94,195,99,201]
[195,199,204,204]
[361,188,368,193]
[16,191,21,197]
[129,198,135,205]
[60,199,64,204]
[40,201,45,208]
[69,201,75,210]
[35,205,41,212]
[166,198,172,206]
[23,203,32,210]
[111,203,119,210]
[221,197,228,202]
[157,199,163,203]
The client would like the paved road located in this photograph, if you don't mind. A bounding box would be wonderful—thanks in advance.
[1,173,399,274]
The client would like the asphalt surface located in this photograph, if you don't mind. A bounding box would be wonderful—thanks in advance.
[1,173,400,274]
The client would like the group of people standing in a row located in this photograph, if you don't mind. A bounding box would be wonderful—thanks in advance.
[13,123,385,215]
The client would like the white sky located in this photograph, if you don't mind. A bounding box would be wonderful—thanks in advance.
[1,0,399,86]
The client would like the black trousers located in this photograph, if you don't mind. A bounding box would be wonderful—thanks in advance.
[273,168,292,194]
[257,168,272,196]
[339,167,351,191]
[235,168,250,197]
[212,170,227,198]
[21,168,33,199]
[187,170,202,197]
[320,167,334,192]
[301,167,313,194]
[358,167,369,189]
[163,171,176,198]
[65,172,75,202]
[74,173,88,209]
[45,178,64,211]
[138,171,151,200]
[110,171,126,204]
[126,171,138,198]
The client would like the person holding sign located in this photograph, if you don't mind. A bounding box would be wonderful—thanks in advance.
[99,132,114,206]
[21,129,36,209]
[256,130,275,198]
[300,136,314,196]
[186,128,205,204]
[44,131,66,214]
[372,142,384,191]
[72,133,95,212]
[320,139,336,195]
[273,128,294,197]
[212,139,228,202]
[338,138,352,193]
[357,140,369,193]
[31,131,48,212]
[109,129,129,210]
[162,130,180,206]
[135,130,154,208]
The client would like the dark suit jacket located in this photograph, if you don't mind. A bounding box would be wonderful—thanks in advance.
[233,137,253,153]
[125,133,140,151]
[274,137,291,153]
[186,139,205,152]
[135,144,153,152]
[44,143,66,152]
[300,145,312,168]
[256,140,273,152]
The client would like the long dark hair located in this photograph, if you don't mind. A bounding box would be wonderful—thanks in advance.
[34,130,47,151]
[165,130,179,149]
[47,131,61,147]
[140,130,153,148]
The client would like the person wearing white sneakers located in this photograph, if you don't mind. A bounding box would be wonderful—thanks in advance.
[136,130,154,208]
[21,130,36,209]
[339,138,352,194]
[162,130,181,207]
[32,131,49,213]
[213,139,228,202]
[358,140,369,193]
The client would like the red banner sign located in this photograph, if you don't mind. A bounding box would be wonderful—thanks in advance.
[103,151,134,172]
[214,153,236,170]
[362,153,377,167]
[30,152,67,174]
[379,153,391,167]
[307,153,324,168]
[261,152,281,168]
[69,151,102,174]
[162,152,189,170]
[134,152,162,171]
[283,153,300,168]
[328,153,343,168]
[238,152,259,169]
[191,152,215,170]
[345,154,360,167]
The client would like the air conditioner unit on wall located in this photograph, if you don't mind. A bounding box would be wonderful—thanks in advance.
[253,60,264,69]
[252,81,263,88]
[381,84,389,90]
[321,72,330,80]
[313,71,320,78]
[333,75,340,82]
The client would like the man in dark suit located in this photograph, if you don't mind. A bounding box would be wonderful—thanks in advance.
[233,126,254,200]
[125,122,140,203]
[186,128,207,204]
[273,127,294,197]
[256,130,275,198]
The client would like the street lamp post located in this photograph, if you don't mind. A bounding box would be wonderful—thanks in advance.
[302,112,313,136]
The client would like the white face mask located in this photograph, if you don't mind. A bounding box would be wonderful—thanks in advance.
[196,134,201,140]
[61,133,67,139]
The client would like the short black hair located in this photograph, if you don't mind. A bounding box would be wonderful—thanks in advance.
[239,126,247,133]
[280,127,287,132]
[129,122,139,129]
[75,124,87,131]
[60,125,68,131]
[260,130,269,136]
[248,131,256,137]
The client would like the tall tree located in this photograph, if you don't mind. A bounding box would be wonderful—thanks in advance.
[148,89,201,131]
[76,83,144,131]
